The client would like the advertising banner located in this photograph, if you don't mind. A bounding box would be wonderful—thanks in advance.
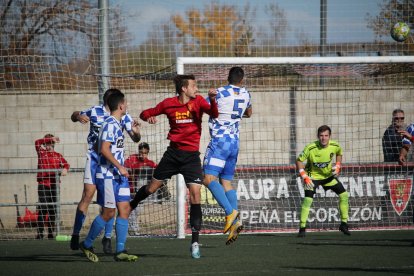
[199,164,414,233]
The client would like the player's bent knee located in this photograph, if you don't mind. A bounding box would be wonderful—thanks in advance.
[302,197,313,208]
[339,191,349,201]
[81,192,95,204]
[203,174,217,186]
[82,184,96,200]
[188,186,201,203]
[147,184,160,194]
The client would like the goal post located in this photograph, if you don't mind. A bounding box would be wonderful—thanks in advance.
[176,56,414,236]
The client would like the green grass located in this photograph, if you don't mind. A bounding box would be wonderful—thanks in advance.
[1,230,414,276]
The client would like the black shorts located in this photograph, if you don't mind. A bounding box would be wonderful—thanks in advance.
[153,146,203,185]
[304,177,346,198]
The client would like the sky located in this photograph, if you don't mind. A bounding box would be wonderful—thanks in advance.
[114,0,386,46]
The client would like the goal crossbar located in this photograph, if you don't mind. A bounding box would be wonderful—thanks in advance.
[176,56,414,74]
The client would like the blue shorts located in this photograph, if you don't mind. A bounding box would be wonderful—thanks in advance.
[203,137,239,181]
[96,174,131,208]
[83,150,98,185]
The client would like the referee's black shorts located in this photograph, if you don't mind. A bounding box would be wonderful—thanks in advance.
[153,146,203,185]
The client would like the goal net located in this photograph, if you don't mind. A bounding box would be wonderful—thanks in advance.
[176,56,414,235]
[1,56,413,240]
[1,1,414,241]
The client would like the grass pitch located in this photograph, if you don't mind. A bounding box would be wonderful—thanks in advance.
[1,230,413,276]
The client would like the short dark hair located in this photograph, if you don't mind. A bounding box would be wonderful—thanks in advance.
[392,109,404,116]
[44,133,55,145]
[317,125,331,136]
[106,89,125,112]
[43,133,55,145]
[103,88,121,106]
[173,74,195,94]
[138,142,150,151]
[227,67,244,85]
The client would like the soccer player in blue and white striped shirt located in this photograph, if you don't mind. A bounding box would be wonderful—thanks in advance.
[203,67,252,245]
[79,90,138,262]
[70,89,140,253]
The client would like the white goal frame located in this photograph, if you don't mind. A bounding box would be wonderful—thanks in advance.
[175,56,414,238]
[177,56,414,74]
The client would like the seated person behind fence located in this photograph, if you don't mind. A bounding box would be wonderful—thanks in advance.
[125,142,156,192]
[125,142,170,203]
[35,134,70,239]
[382,109,405,162]
[124,142,156,235]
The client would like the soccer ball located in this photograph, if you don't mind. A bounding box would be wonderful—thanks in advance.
[390,22,410,42]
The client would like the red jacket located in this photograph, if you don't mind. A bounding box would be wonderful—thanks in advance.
[124,155,157,170]
[140,95,218,152]
[124,155,157,193]
[35,138,70,187]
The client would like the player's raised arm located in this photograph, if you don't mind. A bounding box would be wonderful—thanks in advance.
[140,101,164,123]
[71,111,89,124]
[127,119,141,142]
[201,88,218,118]
[243,106,252,118]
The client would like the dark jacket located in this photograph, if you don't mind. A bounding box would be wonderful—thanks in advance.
[382,125,402,162]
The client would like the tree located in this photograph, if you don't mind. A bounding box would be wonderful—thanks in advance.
[0,0,99,89]
[265,3,289,46]
[234,4,256,57]
[253,3,290,57]
[171,3,255,57]
[0,0,129,90]
[366,0,414,39]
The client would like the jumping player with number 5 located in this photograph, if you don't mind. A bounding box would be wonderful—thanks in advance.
[203,67,252,245]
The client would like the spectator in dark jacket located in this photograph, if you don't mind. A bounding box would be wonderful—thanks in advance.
[382,109,405,162]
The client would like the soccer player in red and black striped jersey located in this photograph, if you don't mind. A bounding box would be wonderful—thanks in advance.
[130,74,218,258]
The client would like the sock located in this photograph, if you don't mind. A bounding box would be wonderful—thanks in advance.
[207,180,233,215]
[104,217,114,238]
[300,197,313,228]
[339,192,349,223]
[72,209,86,235]
[115,217,128,253]
[190,204,202,244]
[84,215,106,248]
[225,189,238,211]
[130,185,150,210]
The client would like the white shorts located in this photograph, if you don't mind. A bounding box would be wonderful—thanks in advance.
[83,150,99,185]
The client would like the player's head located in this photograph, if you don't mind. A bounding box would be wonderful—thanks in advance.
[317,125,331,147]
[174,74,197,98]
[227,67,244,85]
[392,108,405,130]
[44,133,55,151]
[103,88,121,106]
[106,89,126,114]
[138,142,150,161]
